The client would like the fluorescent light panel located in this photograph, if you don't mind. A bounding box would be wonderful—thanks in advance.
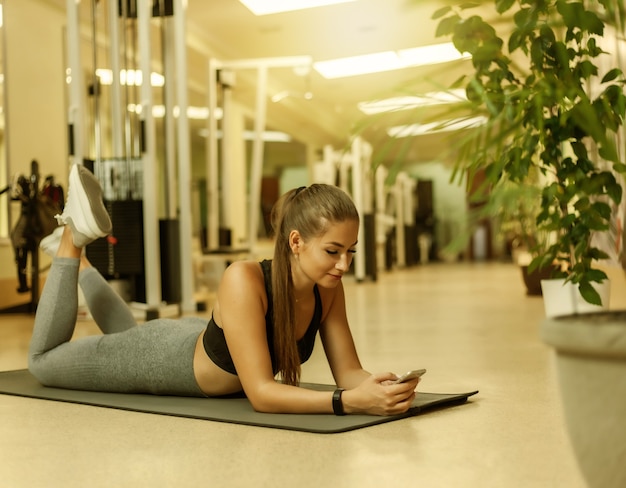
[239,0,355,15]
[96,69,165,87]
[127,104,223,120]
[358,89,468,115]
[314,42,470,79]
[388,116,487,137]
[198,128,292,143]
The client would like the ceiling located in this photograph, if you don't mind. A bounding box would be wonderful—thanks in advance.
[43,0,495,168]
[183,0,475,164]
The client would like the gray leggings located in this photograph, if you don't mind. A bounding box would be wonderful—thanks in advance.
[28,257,207,396]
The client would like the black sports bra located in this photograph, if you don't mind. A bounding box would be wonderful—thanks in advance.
[202,260,322,375]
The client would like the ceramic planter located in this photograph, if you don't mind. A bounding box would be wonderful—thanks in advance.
[541,312,626,488]
[520,265,556,296]
[540,279,610,318]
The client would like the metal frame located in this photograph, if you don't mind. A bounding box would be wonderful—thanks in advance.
[206,56,311,254]
[65,0,195,313]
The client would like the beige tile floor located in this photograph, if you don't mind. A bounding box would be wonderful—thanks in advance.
[0,261,586,488]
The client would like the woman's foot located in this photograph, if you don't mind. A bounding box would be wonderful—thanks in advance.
[54,164,112,248]
[39,226,64,257]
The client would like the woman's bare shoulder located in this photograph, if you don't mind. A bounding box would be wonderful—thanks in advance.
[219,260,265,292]
[213,261,267,324]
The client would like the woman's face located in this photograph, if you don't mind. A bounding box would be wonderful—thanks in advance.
[293,219,359,288]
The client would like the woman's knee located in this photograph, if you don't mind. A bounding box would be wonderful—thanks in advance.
[28,354,47,384]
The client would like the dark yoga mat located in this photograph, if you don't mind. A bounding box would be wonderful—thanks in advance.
[0,369,478,433]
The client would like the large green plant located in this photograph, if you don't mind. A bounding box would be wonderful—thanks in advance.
[434,0,626,304]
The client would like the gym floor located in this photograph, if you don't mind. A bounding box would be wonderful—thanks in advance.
[0,260,585,487]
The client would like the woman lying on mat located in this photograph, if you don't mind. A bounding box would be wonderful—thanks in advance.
[28,164,420,416]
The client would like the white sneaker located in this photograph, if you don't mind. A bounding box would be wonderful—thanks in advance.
[40,226,64,257]
[54,164,112,248]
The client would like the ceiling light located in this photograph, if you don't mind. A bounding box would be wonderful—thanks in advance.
[358,89,468,114]
[398,44,471,66]
[271,90,315,102]
[239,0,355,15]
[388,116,487,137]
[244,130,292,142]
[198,129,292,142]
[313,42,470,79]
[314,52,401,79]
[96,69,165,87]
[128,104,223,120]
[271,91,290,103]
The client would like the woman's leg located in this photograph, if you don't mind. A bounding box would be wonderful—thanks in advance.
[30,312,207,396]
[29,253,207,395]
[79,264,137,334]
[28,225,96,385]
[28,163,112,388]
[28,257,81,363]
[29,235,205,395]
[29,164,206,396]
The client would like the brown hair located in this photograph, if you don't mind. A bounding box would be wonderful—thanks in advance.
[269,184,360,385]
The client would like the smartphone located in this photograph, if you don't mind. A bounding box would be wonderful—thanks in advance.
[393,368,427,384]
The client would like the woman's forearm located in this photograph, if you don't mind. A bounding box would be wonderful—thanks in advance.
[247,381,335,414]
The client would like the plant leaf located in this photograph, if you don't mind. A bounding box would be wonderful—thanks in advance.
[496,0,515,14]
[601,68,622,83]
[432,5,452,20]
[579,281,602,306]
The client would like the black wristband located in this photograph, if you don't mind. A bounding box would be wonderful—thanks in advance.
[332,388,346,416]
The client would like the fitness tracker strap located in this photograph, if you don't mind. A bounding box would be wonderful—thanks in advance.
[332,388,346,416]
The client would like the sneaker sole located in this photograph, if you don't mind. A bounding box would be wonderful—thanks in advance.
[66,165,112,244]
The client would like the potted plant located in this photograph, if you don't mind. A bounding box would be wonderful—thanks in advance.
[485,176,555,294]
[434,1,626,486]
[446,174,554,293]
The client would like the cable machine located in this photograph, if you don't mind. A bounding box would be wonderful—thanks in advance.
[313,137,377,282]
[65,0,195,318]
[205,56,312,257]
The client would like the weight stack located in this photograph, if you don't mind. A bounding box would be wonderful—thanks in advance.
[159,218,181,304]
[86,200,145,301]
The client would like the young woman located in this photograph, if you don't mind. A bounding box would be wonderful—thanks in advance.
[29,164,420,416]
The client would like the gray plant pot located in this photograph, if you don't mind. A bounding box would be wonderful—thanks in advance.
[541,312,626,488]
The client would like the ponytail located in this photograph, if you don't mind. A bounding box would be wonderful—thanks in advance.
[269,184,359,385]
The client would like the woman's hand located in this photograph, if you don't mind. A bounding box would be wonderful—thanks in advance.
[341,372,420,416]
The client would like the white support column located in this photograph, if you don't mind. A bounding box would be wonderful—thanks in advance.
[206,58,220,251]
[66,0,84,167]
[206,56,311,254]
[351,137,366,281]
[163,16,177,219]
[312,144,337,184]
[339,152,351,194]
[220,83,247,248]
[361,141,373,215]
[395,172,407,268]
[138,0,162,307]
[248,66,268,253]
[220,72,233,235]
[375,165,390,271]
[361,140,375,278]
[107,0,123,158]
[173,0,195,312]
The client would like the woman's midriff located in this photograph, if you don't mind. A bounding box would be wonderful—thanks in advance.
[193,330,243,396]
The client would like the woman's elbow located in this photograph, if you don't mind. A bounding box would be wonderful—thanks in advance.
[248,395,280,413]
[245,385,282,413]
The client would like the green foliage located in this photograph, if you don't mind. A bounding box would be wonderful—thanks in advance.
[435,0,626,305]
